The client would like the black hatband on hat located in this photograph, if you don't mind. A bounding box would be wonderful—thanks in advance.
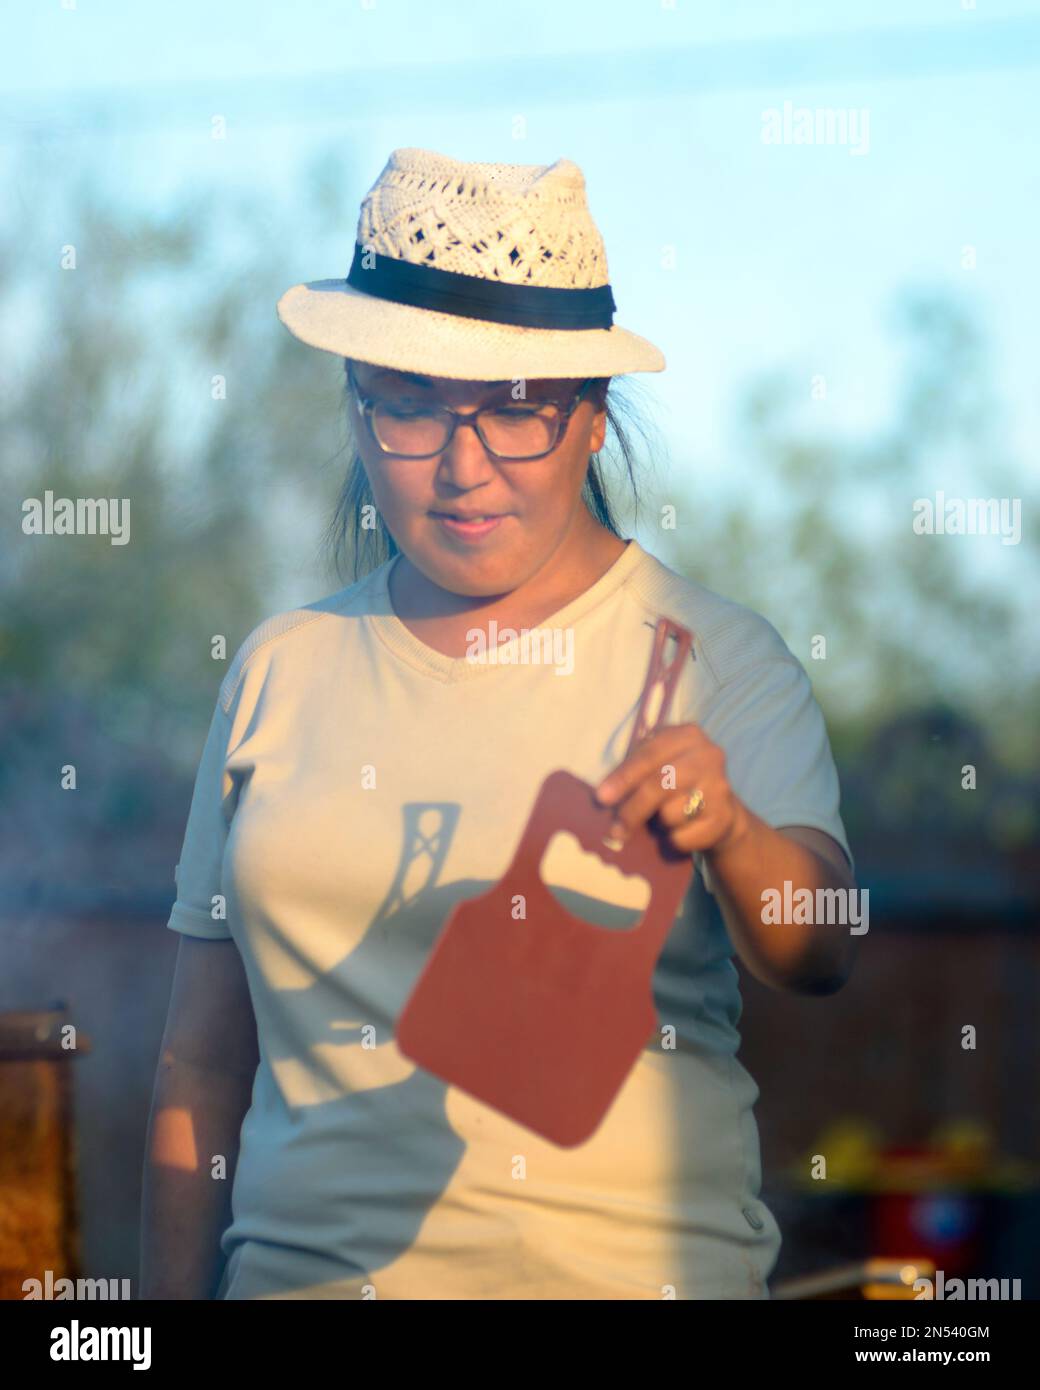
[345,244,616,330]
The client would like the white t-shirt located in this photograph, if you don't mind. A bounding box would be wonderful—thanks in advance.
[168,537,851,1300]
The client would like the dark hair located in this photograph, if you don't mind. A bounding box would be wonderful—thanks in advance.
[323,358,653,583]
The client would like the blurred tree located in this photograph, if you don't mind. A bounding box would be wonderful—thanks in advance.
[0,144,355,910]
[646,291,1039,781]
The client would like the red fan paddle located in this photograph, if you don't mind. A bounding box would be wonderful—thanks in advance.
[396,617,695,1146]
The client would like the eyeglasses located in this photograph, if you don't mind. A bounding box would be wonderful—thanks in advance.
[347,364,597,461]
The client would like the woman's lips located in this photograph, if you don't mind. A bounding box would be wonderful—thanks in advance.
[430,513,508,540]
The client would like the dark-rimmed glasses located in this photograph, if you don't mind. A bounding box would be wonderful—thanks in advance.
[347,364,597,461]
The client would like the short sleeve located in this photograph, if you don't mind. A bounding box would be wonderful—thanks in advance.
[167,697,235,940]
[694,649,853,895]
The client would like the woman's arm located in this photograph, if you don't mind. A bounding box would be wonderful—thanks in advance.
[703,814,860,994]
[139,935,260,1300]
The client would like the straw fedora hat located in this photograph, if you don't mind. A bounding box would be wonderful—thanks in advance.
[276,146,665,380]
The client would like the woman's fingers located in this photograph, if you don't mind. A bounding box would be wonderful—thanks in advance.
[595,726,718,842]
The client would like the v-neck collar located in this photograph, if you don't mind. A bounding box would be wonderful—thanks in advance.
[366,538,647,683]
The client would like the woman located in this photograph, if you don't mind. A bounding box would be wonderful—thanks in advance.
[140,147,857,1301]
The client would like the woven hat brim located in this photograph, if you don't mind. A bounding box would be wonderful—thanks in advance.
[276,279,665,379]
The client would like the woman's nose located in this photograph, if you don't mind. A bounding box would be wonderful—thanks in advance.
[436,414,497,485]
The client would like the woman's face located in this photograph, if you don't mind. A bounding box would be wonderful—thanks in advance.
[349,360,608,597]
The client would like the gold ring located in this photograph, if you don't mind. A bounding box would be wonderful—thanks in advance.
[682,788,705,821]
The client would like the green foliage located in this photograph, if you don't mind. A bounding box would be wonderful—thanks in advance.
[651,291,1040,776]
[1,151,352,762]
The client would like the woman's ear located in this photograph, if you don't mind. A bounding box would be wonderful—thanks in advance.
[589,406,607,454]
[589,381,609,453]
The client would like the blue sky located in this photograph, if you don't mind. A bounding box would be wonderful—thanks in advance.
[3,0,1038,603]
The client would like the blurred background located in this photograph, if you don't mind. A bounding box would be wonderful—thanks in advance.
[1,0,1038,1299]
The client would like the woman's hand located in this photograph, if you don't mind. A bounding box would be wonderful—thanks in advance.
[593,724,751,856]
[594,722,859,995]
